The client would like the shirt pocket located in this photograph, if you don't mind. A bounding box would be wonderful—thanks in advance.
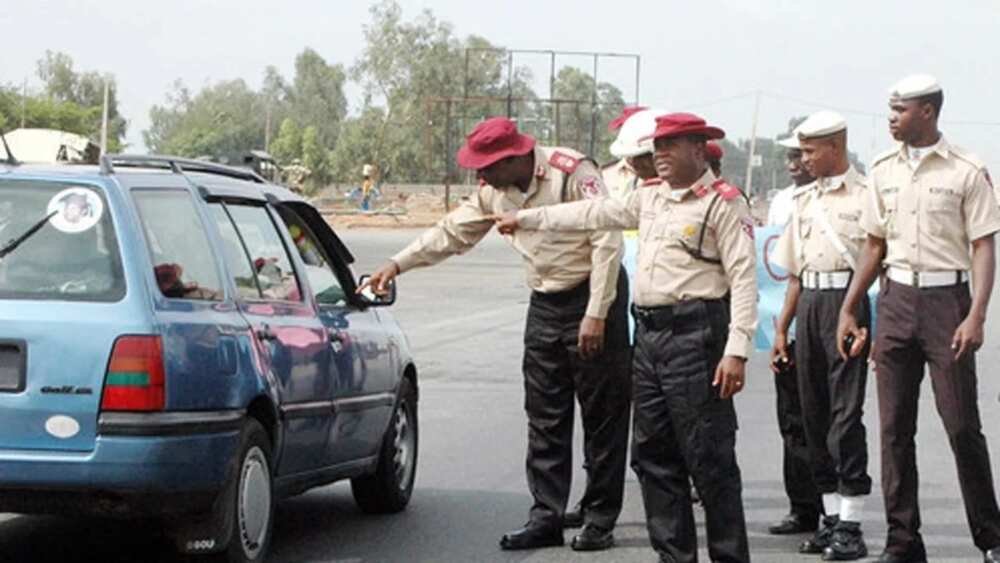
[639,210,659,242]
[925,191,961,236]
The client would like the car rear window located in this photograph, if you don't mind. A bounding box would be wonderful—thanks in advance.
[0,179,125,302]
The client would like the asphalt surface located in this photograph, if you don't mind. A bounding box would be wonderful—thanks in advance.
[2,227,1000,563]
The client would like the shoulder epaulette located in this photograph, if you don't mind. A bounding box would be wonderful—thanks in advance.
[871,146,900,168]
[711,179,744,201]
[548,151,580,174]
[948,144,986,170]
[792,183,815,198]
[641,177,664,188]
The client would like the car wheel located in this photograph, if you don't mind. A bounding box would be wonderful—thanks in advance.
[222,419,274,563]
[351,378,418,513]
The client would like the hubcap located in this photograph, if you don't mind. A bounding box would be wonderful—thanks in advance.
[238,446,271,559]
[392,401,416,492]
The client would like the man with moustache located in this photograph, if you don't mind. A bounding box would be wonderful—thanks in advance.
[496,112,756,563]
[837,75,1000,563]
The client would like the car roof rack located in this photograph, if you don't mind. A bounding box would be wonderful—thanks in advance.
[100,154,265,183]
[1,130,18,166]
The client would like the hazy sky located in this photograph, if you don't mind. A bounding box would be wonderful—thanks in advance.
[4,0,999,175]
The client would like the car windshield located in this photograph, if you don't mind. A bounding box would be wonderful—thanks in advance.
[0,179,125,301]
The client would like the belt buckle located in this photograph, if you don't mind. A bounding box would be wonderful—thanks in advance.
[911,271,919,288]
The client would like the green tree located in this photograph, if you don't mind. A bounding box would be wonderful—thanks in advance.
[328,106,388,181]
[551,66,625,163]
[300,126,328,190]
[144,79,267,157]
[269,118,302,164]
[289,49,348,149]
[36,51,127,150]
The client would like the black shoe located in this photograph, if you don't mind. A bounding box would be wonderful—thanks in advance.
[768,512,820,535]
[822,521,867,561]
[499,523,564,550]
[563,506,584,528]
[876,548,927,563]
[985,546,1000,563]
[800,515,839,554]
[571,523,614,551]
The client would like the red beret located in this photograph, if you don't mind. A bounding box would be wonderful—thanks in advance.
[643,113,725,142]
[607,105,649,132]
[705,141,724,161]
[456,117,536,170]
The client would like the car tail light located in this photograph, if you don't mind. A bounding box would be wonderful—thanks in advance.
[100,336,165,412]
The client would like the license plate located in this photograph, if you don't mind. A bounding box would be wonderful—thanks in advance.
[0,341,26,392]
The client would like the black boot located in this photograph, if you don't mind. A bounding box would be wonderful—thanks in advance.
[563,504,584,528]
[499,522,563,550]
[800,515,839,554]
[822,520,867,561]
[570,523,614,551]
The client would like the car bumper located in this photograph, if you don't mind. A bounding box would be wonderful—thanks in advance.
[0,410,243,516]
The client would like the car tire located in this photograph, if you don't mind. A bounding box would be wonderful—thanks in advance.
[220,419,275,563]
[351,378,418,514]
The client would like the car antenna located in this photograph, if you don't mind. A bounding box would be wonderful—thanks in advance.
[0,130,17,165]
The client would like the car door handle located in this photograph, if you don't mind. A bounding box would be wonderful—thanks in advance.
[256,324,278,341]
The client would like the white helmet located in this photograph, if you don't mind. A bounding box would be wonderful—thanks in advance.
[609,108,667,158]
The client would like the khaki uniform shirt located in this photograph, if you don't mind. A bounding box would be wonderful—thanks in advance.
[602,159,637,202]
[517,169,757,358]
[392,146,623,319]
[773,167,868,275]
[860,137,1000,271]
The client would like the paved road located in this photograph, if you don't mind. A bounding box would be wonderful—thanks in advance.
[2,228,999,562]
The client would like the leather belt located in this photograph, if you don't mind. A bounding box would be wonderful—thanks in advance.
[886,267,968,288]
[801,270,852,290]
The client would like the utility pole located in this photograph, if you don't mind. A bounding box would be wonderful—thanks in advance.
[265,105,272,152]
[744,91,761,196]
[99,79,110,157]
[21,78,28,129]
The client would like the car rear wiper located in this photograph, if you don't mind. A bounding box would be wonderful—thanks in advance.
[0,210,57,260]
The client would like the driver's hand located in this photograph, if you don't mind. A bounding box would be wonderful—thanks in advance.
[357,261,400,296]
[494,211,520,236]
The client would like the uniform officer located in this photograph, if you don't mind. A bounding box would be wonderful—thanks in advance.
[602,105,648,201]
[771,111,872,560]
[837,75,1000,563]
[706,141,724,177]
[563,107,662,529]
[497,112,756,563]
[360,117,631,552]
[765,128,823,537]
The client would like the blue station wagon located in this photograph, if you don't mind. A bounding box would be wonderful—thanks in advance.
[0,155,419,562]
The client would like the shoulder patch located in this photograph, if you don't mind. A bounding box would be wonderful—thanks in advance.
[548,151,580,174]
[578,175,603,199]
[712,179,744,201]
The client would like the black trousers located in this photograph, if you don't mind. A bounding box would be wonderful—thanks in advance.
[876,279,1000,555]
[794,288,873,497]
[631,298,749,563]
[523,267,631,530]
[773,348,822,519]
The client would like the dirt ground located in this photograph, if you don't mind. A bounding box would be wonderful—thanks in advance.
[321,192,453,229]
[321,191,772,229]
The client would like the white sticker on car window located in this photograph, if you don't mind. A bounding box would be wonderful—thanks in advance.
[46,187,103,234]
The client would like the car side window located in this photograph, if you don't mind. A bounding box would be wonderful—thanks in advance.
[276,207,348,307]
[132,190,223,301]
[224,204,302,302]
[208,204,261,301]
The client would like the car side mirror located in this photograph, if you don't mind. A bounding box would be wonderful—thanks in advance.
[357,274,396,307]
